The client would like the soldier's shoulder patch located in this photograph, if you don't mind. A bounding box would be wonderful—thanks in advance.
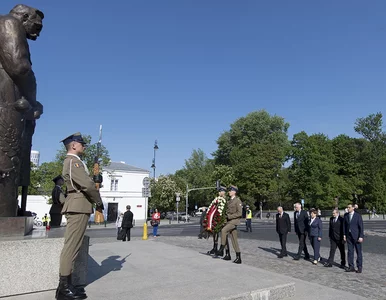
[74,163,80,168]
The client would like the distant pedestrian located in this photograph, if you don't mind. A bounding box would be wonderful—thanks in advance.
[42,213,48,227]
[151,209,161,237]
[245,205,252,232]
[324,209,345,269]
[121,206,133,242]
[308,208,322,265]
[116,212,123,233]
[372,207,379,218]
[198,207,207,239]
[276,206,291,258]
[344,204,364,273]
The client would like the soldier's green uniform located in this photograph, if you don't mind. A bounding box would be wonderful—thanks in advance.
[216,185,242,264]
[56,133,104,300]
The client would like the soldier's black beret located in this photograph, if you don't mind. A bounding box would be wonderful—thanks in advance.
[52,175,63,183]
[60,132,86,146]
[229,185,238,192]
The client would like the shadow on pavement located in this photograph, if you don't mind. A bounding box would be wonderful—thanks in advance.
[258,246,297,258]
[87,254,130,285]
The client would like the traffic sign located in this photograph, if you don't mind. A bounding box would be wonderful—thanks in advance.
[142,187,151,197]
[143,177,150,187]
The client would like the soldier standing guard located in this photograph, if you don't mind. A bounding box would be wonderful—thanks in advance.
[56,133,104,300]
[214,185,243,264]
[50,175,66,227]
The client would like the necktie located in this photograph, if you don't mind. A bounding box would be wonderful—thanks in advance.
[296,211,299,219]
[349,214,353,222]
[279,214,282,218]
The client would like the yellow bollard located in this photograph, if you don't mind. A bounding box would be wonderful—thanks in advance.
[142,222,148,240]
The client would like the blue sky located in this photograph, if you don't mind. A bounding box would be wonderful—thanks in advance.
[2,1,385,176]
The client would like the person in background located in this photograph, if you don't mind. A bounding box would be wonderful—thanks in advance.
[151,209,161,237]
[42,213,48,227]
[308,208,323,265]
[121,205,134,242]
[116,212,124,234]
[245,205,252,232]
[50,175,66,227]
[198,207,207,239]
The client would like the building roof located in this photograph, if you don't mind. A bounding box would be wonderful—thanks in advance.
[104,161,149,174]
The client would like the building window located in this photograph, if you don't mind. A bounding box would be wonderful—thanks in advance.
[110,179,118,191]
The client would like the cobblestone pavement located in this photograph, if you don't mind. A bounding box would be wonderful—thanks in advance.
[155,236,386,300]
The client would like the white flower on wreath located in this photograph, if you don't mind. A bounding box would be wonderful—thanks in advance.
[216,196,226,214]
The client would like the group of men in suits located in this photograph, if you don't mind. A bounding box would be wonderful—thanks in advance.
[275,203,364,273]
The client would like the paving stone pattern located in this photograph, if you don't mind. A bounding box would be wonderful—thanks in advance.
[154,236,386,300]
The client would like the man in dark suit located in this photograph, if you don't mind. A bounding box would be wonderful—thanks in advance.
[293,202,310,260]
[344,204,364,273]
[121,205,134,242]
[276,206,291,258]
[324,209,346,268]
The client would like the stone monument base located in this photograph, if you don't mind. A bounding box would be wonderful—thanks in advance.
[0,236,89,297]
[0,216,34,237]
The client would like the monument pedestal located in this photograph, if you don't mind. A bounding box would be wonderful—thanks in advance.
[0,235,90,297]
[0,216,34,237]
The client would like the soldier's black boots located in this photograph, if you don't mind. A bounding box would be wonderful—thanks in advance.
[223,249,231,261]
[207,243,218,255]
[56,276,77,300]
[233,252,242,264]
[68,274,87,299]
[56,275,87,300]
[214,245,225,258]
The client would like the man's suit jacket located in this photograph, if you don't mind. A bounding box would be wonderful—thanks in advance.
[309,217,322,238]
[122,210,134,228]
[294,210,309,234]
[329,215,344,241]
[276,212,291,234]
[344,212,364,240]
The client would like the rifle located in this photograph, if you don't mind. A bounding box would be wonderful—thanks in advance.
[93,125,104,224]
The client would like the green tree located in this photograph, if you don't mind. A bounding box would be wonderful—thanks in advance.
[354,113,386,212]
[288,132,337,209]
[174,149,216,209]
[28,161,63,204]
[149,176,184,212]
[212,110,290,208]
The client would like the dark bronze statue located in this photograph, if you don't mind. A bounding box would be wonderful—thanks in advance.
[0,5,44,217]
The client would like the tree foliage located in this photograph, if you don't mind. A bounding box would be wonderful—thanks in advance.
[213,110,290,207]
[149,176,184,212]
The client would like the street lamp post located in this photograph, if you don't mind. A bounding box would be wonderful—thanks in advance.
[151,140,159,179]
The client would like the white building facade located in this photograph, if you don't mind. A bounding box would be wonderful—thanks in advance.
[99,161,150,224]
